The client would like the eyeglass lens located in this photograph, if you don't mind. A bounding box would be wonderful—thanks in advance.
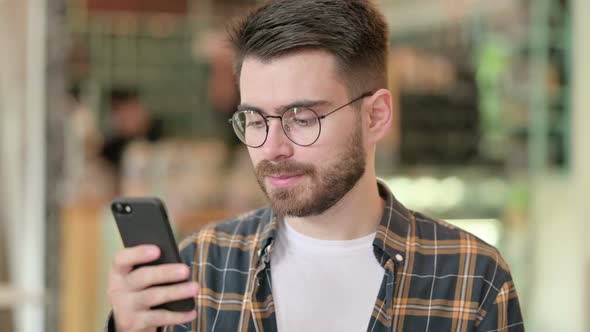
[231,107,321,147]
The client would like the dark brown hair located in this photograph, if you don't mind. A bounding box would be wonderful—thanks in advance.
[228,0,390,97]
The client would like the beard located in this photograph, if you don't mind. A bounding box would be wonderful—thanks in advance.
[254,122,366,217]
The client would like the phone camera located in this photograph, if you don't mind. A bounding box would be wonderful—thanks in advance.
[113,202,133,214]
[114,203,124,213]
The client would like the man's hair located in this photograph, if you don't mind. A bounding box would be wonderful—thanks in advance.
[108,87,140,111]
[228,0,390,97]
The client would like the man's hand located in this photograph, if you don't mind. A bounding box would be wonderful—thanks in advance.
[108,245,199,332]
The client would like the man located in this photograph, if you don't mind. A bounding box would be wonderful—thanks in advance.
[101,88,163,181]
[106,1,524,331]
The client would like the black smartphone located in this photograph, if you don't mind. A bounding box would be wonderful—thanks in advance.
[111,197,195,312]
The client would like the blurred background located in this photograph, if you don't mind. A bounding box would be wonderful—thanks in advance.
[0,0,588,331]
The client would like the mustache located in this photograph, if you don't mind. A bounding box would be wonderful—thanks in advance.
[256,160,315,177]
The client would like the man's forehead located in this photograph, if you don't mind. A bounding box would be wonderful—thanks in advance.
[238,52,347,108]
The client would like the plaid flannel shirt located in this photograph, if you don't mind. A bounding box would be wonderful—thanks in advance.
[107,180,524,331]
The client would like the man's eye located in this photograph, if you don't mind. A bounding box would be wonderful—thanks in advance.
[246,120,265,128]
[293,117,317,127]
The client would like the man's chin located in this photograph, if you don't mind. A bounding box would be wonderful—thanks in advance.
[267,188,291,201]
[269,202,307,218]
[269,201,325,218]
[266,190,305,215]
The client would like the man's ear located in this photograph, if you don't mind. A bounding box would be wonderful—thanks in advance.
[364,89,393,144]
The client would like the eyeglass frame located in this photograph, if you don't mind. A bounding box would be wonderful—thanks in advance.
[228,91,375,148]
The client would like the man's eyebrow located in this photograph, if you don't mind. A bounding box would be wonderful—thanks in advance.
[237,99,331,115]
[237,104,263,113]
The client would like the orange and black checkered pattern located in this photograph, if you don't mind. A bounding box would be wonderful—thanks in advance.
[107,180,524,332]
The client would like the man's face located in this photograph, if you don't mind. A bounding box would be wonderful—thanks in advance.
[239,51,367,217]
[112,99,149,137]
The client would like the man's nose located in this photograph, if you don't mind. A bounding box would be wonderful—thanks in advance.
[259,118,294,161]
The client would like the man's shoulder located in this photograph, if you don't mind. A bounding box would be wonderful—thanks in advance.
[179,207,273,251]
[411,210,498,249]
[409,210,511,273]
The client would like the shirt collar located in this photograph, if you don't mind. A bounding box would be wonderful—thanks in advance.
[372,178,412,264]
[256,179,412,265]
[255,209,278,265]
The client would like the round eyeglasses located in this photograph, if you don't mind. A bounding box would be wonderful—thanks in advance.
[229,92,374,148]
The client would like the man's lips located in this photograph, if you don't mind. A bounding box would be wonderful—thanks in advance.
[267,174,303,188]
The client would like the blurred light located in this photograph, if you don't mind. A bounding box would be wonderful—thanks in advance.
[386,176,466,211]
[446,219,502,247]
[414,176,438,208]
[438,176,466,210]
[479,178,508,207]
[387,177,414,204]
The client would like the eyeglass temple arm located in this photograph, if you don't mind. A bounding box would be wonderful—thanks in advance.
[318,91,375,119]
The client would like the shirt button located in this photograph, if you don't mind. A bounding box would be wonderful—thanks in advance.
[395,254,404,262]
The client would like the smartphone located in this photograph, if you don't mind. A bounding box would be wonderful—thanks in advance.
[111,197,195,312]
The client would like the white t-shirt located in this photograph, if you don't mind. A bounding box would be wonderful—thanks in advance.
[270,221,385,332]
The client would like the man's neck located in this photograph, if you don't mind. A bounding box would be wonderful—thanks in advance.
[284,174,384,241]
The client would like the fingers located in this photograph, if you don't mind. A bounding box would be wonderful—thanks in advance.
[137,282,199,308]
[112,245,160,274]
[127,264,190,291]
[143,309,197,328]
[108,245,200,332]
[116,309,197,332]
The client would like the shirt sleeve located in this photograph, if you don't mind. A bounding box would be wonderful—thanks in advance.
[477,278,525,332]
